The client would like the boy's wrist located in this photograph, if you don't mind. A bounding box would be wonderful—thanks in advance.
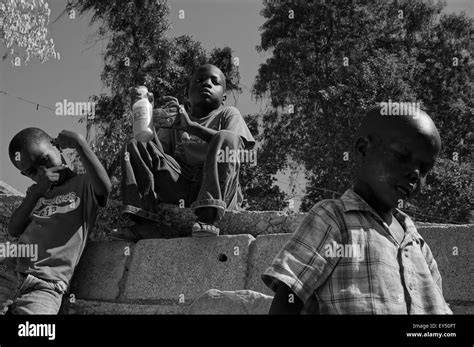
[73,134,88,150]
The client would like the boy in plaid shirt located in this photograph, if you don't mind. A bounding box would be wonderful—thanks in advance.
[262,105,452,314]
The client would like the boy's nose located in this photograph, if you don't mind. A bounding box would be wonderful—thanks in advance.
[200,78,212,87]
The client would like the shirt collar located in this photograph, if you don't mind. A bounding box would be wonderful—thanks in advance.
[341,188,421,242]
[341,188,378,214]
[190,105,223,123]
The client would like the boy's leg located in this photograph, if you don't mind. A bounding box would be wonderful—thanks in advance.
[0,258,22,314]
[191,130,245,233]
[119,130,198,239]
[121,131,196,223]
[10,275,67,315]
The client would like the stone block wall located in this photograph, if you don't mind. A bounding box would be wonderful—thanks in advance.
[62,224,473,314]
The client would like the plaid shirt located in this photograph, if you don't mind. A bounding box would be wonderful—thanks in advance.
[262,189,452,314]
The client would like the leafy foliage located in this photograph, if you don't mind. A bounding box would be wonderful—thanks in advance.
[410,159,473,223]
[240,113,288,211]
[69,0,287,213]
[255,0,473,222]
[0,0,59,65]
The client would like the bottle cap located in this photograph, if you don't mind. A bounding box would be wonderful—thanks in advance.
[136,86,148,98]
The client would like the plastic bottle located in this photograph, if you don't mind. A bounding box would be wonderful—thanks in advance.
[132,86,154,141]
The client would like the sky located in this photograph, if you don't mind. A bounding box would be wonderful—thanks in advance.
[0,0,472,199]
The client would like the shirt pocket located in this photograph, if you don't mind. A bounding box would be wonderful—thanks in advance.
[348,228,404,304]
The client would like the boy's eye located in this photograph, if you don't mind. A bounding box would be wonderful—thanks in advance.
[23,156,49,176]
[195,77,220,85]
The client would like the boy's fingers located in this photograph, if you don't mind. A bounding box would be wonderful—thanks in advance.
[47,165,67,173]
[49,174,59,181]
[162,96,179,104]
[58,129,73,137]
[162,96,177,101]
[162,100,178,107]
[51,138,61,148]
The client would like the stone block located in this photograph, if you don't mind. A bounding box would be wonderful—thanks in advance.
[188,289,273,314]
[61,299,188,314]
[417,225,474,301]
[246,233,291,296]
[69,241,133,301]
[448,303,474,315]
[123,235,254,302]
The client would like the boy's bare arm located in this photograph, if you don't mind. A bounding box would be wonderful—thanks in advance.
[8,166,64,237]
[189,122,217,143]
[55,130,111,203]
[269,282,303,314]
[161,97,219,143]
[8,189,41,237]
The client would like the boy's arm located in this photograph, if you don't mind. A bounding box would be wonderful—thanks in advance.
[55,130,111,205]
[262,201,341,314]
[189,122,217,143]
[8,189,41,237]
[163,98,217,143]
[269,282,304,314]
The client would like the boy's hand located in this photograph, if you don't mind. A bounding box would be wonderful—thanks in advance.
[53,130,86,150]
[161,96,194,131]
[32,166,68,195]
[152,108,176,128]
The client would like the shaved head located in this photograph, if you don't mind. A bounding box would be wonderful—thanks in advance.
[188,64,227,117]
[357,105,441,153]
[191,64,227,91]
[353,104,442,217]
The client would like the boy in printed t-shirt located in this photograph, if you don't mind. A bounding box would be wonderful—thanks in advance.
[262,105,452,314]
[117,64,255,238]
[0,128,111,314]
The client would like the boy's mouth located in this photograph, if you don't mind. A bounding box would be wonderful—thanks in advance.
[200,89,212,96]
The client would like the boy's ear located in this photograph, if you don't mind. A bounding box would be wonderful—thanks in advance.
[221,93,227,105]
[354,136,370,159]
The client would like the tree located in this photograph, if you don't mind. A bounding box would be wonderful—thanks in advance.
[0,0,59,65]
[239,113,288,211]
[70,0,246,203]
[254,0,472,222]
